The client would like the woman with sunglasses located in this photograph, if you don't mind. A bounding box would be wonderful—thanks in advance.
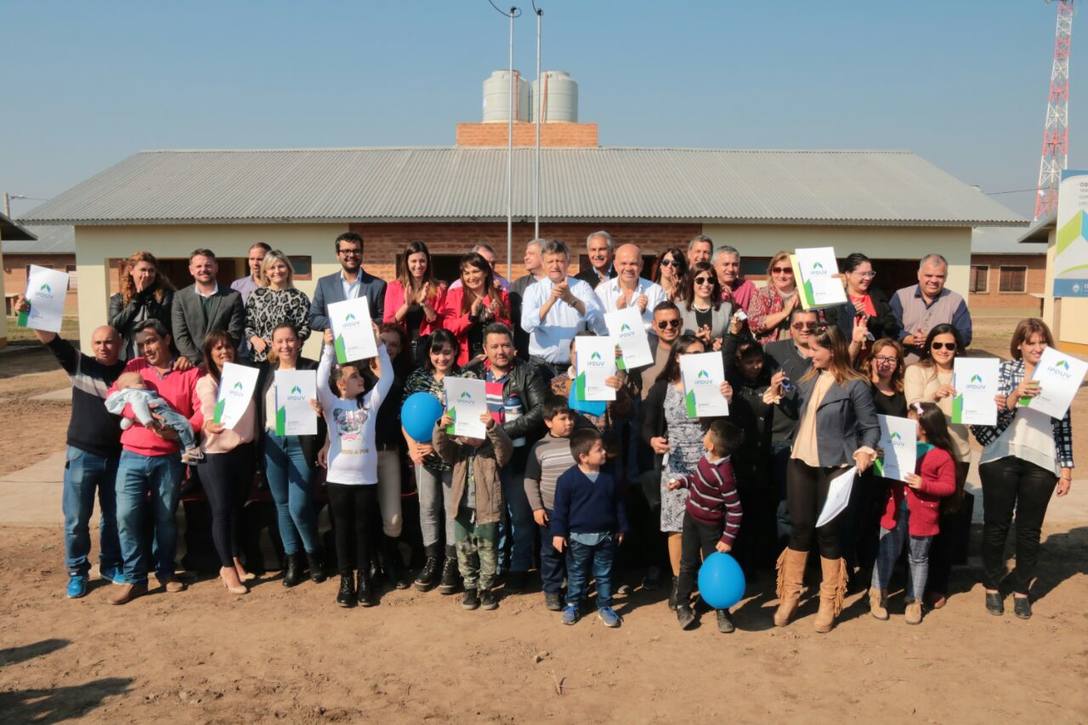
[748,251,800,345]
[973,318,1073,619]
[678,262,732,350]
[769,326,879,633]
[904,324,971,609]
[641,333,733,611]
[651,247,689,302]
[823,253,900,362]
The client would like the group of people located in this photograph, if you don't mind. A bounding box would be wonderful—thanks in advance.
[32,229,1074,633]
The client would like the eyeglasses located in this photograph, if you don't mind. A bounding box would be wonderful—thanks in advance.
[693,276,713,285]
[656,319,682,330]
[791,322,819,331]
[772,266,793,274]
[337,248,361,256]
[659,258,678,268]
[874,355,898,364]
[853,271,877,279]
[930,342,957,351]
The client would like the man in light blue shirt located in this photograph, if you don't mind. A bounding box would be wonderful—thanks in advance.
[520,239,605,373]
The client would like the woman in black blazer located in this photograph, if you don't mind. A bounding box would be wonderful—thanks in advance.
[677,262,733,350]
[769,326,879,633]
[823,253,900,362]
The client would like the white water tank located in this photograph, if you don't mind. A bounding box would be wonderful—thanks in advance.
[532,70,578,123]
[482,70,530,123]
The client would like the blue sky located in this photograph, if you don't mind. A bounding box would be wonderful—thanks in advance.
[2,0,1084,219]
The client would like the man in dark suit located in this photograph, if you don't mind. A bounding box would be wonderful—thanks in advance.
[309,231,387,331]
[573,230,616,288]
[171,248,245,366]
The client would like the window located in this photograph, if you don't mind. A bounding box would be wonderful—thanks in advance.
[999,266,1027,293]
[288,256,312,280]
[969,265,989,294]
[66,264,78,290]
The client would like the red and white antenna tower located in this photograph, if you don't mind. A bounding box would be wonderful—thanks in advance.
[1034,0,1075,221]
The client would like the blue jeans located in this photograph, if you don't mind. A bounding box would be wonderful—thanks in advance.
[498,466,536,573]
[871,505,933,602]
[115,449,184,584]
[62,446,121,577]
[565,535,616,609]
[264,434,319,556]
[539,510,565,595]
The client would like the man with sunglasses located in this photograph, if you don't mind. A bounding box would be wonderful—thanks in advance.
[638,301,683,401]
[309,232,387,333]
[890,253,972,364]
[594,243,667,330]
[713,245,757,312]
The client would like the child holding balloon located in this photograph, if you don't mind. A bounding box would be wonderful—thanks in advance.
[869,401,957,625]
[666,419,745,632]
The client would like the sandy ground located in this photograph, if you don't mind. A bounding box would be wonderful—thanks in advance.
[1,317,1086,722]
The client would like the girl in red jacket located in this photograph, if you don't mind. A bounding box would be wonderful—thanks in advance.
[870,401,957,625]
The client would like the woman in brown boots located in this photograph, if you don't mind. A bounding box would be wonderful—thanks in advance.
[768,326,879,632]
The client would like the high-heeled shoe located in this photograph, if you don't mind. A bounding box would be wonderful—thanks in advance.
[233,558,256,582]
[220,567,248,595]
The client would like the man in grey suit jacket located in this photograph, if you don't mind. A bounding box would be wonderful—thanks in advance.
[171,248,245,365]
[309,232,387,331]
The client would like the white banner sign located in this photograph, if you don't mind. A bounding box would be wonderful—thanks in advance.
[605,307,654,370]
[679,352,729,418]
[952,357,1000,426]
[214,362,259,429]
[575,336,617,401]
[328,297,377,363]
[274,369,318,436]
[18,265,69,333]
[1022,346,1088,419]
[443,376,488,439]
[878,414,917,483]
[793,247,847,310]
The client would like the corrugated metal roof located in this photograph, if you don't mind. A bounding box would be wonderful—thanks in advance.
[1017,210,1056,244]
[21,147,1025,227]
[2,224,74,254]
[0,211,36,241]
[971,224,1040,255]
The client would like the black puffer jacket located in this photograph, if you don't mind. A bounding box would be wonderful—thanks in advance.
[461,357,548,444]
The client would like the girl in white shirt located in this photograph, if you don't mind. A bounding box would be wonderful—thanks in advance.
[317,327,393,608]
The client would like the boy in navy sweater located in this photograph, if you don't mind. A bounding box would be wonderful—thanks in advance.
[666,419,744,632]
[552,428,628,628]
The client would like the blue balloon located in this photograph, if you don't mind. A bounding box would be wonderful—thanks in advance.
[401,392,444,443]
[697,552,746,610]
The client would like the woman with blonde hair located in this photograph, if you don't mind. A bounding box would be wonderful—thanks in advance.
[747,251,800,345]
[108,251,175,360]
[244,250,312,363]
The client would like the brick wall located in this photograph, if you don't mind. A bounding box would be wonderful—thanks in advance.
[968,253,1046,314]
[348,221,702,283]
[455,122,599,147]
[3,253,79,313]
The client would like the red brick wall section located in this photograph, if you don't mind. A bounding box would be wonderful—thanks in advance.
[348,222,702,283]
[455,122,599,147]
[968,254,1047,313]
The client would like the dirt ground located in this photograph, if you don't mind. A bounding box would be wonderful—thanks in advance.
[0,317,1086,722]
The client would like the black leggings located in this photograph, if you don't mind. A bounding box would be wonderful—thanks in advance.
[980,456,1057,593]
[787,459,843,559]
[326,483,379,576]
[201,446,252,568]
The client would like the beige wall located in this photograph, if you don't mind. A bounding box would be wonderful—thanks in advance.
[701,224,973,296]
[75,223,349,358]
[1037,227,1088,351]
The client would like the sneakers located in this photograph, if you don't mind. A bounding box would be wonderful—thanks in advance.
[480,588,498,610]
[440,557,460,595]
[108,582,147,605]
[1013,595,1032,620]
[716,609,735,634]
[462,588,480,610]
[561,603,580,625]
[336,575,356,608]
[66,575,88,599]
[180,447,204,464]
[597,607,622,628]
[985,590,1004,616]
[544,591,563,611]
[99,566,123,585]
[676,604,696,630]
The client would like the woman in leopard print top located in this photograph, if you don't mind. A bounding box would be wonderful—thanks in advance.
[244,251,312,362]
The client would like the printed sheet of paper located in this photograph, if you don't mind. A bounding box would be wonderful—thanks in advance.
[328,296,377,363]
[793,247,847,310]
[816,466,856,528]
[575,336,617,401]
[679,352,729,418]
[878,414,917,483]
[274,369,318,436]
[1023,347,1088,419]
[952,357,1000,425]
[443,376,488,439]
[605,307,653,370]
[214,363,260,429]
[18,265,69,333]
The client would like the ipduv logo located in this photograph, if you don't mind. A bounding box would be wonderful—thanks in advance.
[1046,359,1073,380]
[287,384,305,400]
[620,323,633,333]
[965,373,987,392]
[693,369,713,387]
[890,432,902,442]
[227,380,247,399]
[697,370,710,379]
[587,350,607,368]
[341,312,361,329]
[459,391,473,401]
[809,261,829,277]
[232,381,244,391]
[970,374,983,383]
[37,282,54,300]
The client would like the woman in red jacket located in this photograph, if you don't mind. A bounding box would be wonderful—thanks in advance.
[382,240,446,364]
[440,252,511,366]
[869,401,957,625]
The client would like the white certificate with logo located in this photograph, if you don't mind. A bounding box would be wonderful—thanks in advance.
[575,336,617,401]
[328,296,377,363]
[18,265,69,333]
[877,414,917,483]
[443,376,488,439]
[214,362,260,429]
[1023,347,1088,419]
[679,352,729,418]
[793,247,847,310]
[605,307,653,370]
[274,369,318,436]
[952,357,1000,425]
[816,466,856,528]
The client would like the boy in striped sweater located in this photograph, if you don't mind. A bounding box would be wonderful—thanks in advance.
[666,419,744,632]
